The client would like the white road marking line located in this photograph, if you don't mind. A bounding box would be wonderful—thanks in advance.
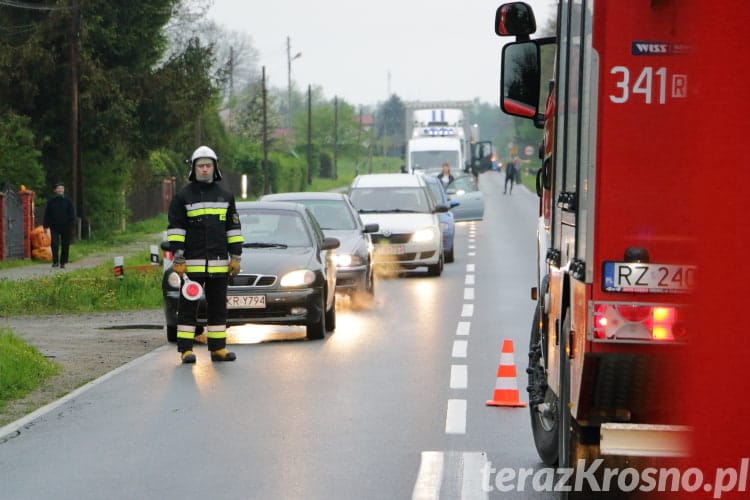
[468,252,476,257]
[465,274,475,285]
[468,244,476,249]
[466,264,475,272]
[450,365,468,389]
[452,340,468,358]
[445,399,467,434]
[412,451,444,500]
[456,321,471,336]
[461,304,474,317]
[469,238,476,243]
[464,288,474,300]
[461,452,490,500]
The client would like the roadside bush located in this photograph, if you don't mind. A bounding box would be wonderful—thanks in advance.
[269,152,306,194]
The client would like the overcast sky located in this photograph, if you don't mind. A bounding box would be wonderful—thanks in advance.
[207,0,554,107]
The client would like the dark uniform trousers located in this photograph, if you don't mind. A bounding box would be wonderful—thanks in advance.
[176,274,229,353]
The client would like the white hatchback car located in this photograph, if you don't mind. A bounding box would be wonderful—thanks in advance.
[348,173,449,276]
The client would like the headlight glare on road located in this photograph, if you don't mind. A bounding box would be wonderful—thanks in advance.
[167,272,181,289]
[411,227,436,243]
[280,269,316,287]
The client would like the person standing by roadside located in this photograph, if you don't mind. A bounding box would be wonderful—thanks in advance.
[43,182,75,268]
[504,157,520,195]
[437,161,455,186]
[167,145,244,364]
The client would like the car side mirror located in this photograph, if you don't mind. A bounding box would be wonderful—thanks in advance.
[450,200,460,208]
[322,237,340,250]
[434,204,450,213]
[363,223,379,234]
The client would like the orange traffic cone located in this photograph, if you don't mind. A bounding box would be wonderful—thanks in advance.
[486,339,527,407]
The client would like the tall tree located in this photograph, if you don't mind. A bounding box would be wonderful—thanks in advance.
[375,94,406,156]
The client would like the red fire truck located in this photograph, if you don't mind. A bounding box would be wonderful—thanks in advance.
[495,0,694,470]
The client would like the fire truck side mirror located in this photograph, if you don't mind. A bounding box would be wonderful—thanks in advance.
[495,2,537,39]
[500,41,541,119]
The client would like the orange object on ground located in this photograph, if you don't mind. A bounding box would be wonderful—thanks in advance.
[486,339,527,407]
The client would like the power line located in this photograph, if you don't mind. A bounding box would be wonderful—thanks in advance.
[0,0,73,11]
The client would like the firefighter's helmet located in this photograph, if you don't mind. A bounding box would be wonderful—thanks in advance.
[188,145,222,182]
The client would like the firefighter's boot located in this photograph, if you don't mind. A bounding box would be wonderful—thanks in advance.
[210,348,236,362]
[181,350,196,364]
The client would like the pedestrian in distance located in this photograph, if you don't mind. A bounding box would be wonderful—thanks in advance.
[437,162,455,186]
[167,146,244,364]
[43,182,75,268]
[504,157,520,195]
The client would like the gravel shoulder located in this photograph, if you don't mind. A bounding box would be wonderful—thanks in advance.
[0,310,168,427]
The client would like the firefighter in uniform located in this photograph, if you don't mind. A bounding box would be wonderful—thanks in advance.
[167,146,244,363]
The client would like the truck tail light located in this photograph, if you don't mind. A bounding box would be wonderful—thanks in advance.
[592,303,684,343]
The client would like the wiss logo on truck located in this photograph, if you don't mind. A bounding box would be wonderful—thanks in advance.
[495,0,695,494]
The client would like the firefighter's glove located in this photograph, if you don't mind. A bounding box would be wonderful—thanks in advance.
[172,250,187,276]
[229,255,241,277]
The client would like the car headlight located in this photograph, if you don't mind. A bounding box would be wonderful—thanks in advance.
[167,271,181,289]
[280,269,316,287]
[411,227,437,243]
[333,253,363,267]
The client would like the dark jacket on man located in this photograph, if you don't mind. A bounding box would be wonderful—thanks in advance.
[166,182,243,276]
[43,195,75,227]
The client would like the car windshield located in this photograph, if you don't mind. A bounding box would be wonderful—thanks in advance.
[239,210,312,247]
[350,187,431,213]
[410,151,459,171]
[285,199,357,230]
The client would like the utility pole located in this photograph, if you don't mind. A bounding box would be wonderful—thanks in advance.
[227,46,234,128]
[262,66,270,194]
[333,96,338,180]
[286,36,301,132]
[307,84,312,185]
[69,4,84,236]
[355,106,363,176]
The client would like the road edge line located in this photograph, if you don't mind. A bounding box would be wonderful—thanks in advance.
[0,344,172,443]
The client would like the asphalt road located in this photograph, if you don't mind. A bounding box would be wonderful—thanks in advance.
[0,173,555,500]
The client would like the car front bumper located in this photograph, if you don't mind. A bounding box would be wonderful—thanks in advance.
[334,265,368,293]
[163,286,325,327]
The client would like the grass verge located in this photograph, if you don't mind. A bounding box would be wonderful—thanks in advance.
[0,328,60,412]
[307,156,404,192]
[0,252,163,316]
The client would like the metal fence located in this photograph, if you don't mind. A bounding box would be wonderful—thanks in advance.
[1,187,25,259]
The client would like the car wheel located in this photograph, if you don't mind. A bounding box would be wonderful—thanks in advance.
[325,294,336,332]
[427,252,444,277]
[445,244,455,263]
[306,295,326,340]
[166,325,177,343]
